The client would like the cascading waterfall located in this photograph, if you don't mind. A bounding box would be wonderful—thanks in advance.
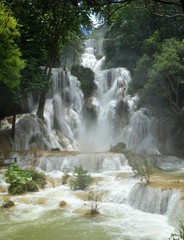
[167,193,184,227]
[13,38,160,153]
[0,152,180,240]
[35,152,130,173]
[44,68,83,150]
[77,39,159,153]
[1,39,184,240]
[127,183,179,214]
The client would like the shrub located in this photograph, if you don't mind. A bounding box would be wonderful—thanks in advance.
[69,166,92,190]
[4,164,46,195]
[5,164,32,194]
[169,224,184,240]
[27,170,46,188]
[130,158,154,184]
[86,187,101,215]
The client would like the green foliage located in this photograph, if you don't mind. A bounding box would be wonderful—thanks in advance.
[129,54,152,95]
[2,0,96,118]
[70,166,92,190]
[103,6,158,71]
[61,35,84,69]
[0,3,25,88]
[5,164,32,194]
[169,224,184,240]
[110,144,154,184]
[26,169,46,189]
[130,158,155,184]
[71,65,96,97]
[4,164,46,195]
[141,38,184,123]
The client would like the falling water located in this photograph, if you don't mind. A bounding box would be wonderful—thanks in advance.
[12,38,160,154]
[0,35,183,240]
[77,39,159,153]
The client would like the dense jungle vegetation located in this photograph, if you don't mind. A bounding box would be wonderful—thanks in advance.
[103,5,184,128]
[0,0,184,152]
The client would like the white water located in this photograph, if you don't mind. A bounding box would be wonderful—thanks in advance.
[2,39,183,239]
[12,38,160,154]
[0,153,178,240]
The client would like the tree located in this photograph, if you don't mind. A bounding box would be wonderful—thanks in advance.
[141,38,184,124]
[5,0,95,119]
[103,2,184,72]
[0,3,25,136]
[82,0,184,17]
[0,2,25,88]
[130,158,155,184]
[103,6,158,71]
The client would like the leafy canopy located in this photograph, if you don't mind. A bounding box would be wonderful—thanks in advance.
[0,3,25,88]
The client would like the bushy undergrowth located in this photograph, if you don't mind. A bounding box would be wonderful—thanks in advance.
[4,164,46,195]
[69,166,92,190]
[110,143,155,183]
[169,224,184,240]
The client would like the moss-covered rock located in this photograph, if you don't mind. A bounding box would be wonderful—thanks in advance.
[1,199,15,208]
[5,164,46,195]
[71,65,96,98]
[109,142,126,153]
[27,170,46,189]
[25,181,39,192]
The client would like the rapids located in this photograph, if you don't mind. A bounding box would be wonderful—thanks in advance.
[0,39,183,240]
[0,152,177,240]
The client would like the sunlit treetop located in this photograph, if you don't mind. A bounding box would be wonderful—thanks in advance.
[0,2,25,88]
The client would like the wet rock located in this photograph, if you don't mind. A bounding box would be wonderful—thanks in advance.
[0,185,8,193]
[110,142,126,153]
[51,148,61,151]
[1,199,15,208]
[59,200,67,208]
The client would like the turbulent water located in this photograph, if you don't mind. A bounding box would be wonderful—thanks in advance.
[1,39,183,239]
[12,39,160,154]
[0,152,179,240]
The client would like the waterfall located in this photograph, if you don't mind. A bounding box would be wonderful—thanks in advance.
[127,183,180,215]
[167,193,184,227]
[11,38,161,153]
[15,114,50,150]
[35,152,130,173]
[77,39,160,153]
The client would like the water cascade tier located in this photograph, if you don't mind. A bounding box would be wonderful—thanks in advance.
[4,39,160,154]
[0,38,184,240]
[1,152,181,240]
[0,151,183,240]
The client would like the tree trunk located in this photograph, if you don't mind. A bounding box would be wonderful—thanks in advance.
[36,39,57,120]
[36,90,47,119]
[180,0,184,13]
[10,104,17,141]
